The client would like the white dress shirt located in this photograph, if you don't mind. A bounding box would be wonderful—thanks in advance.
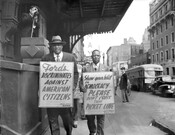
[53,52,63,61]
[92,63,99,71]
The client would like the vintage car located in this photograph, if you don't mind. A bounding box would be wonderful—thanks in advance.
[151,75,175,97]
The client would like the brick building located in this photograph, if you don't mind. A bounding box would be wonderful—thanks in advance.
[106,37,143,68]
[149,0,175,77]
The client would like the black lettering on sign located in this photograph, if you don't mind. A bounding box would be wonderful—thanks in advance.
[42,86,70,92]
[85,83,110,89]
[84,75,94,81]
[88,90,111,96]
[103,103,114,110]
[44,79,69,85]
[86,103,103,110]
[43,93,71,100]
[42,63,68,72]
[41,73,72,78]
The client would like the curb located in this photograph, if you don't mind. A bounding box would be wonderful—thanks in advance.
[151,119,175,135]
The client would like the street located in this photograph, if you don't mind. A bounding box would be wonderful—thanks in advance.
[57,90,175,135]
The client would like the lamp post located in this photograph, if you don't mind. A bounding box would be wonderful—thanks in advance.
[103,53,105,65]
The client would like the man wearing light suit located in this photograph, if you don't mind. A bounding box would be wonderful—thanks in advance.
[82,49,109,135]
[41,35,78,135]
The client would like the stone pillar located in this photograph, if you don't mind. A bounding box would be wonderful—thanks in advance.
[20,37,49,65]
[0,60,40,135]
[1,0,20,61]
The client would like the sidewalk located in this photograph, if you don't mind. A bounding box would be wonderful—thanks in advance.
[131,91,175,135]
[44,91,175,135]
[151,97,175,134]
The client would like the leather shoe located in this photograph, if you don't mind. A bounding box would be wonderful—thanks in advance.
[72,121,78,128]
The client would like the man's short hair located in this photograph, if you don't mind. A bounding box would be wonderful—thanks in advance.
[92,49,100,55]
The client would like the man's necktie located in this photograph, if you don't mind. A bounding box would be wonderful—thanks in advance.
[94,67,97,71]
[56,55,60,62]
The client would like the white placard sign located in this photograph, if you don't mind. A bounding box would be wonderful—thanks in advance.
[39,62,74,108]
[83,72,115,115]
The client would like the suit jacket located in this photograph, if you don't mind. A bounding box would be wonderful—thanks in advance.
[41,52,78,88]
[19,13,39,37]
[119,73,127,90]
[83,63,109,72]
[79,63,109,92]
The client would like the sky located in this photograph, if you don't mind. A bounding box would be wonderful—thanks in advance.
[84,0,153,56]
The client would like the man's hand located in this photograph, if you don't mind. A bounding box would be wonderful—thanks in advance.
[80,85,87,93]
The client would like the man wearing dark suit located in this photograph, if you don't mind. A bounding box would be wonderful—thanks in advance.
[41,35,78,135]
[119,67,129,103]
[82,49,109,135]
[5,5,39,41]
[19,5,39,37]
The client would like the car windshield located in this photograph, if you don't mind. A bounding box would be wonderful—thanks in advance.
[155,71,163,76]
[145,70,155,77]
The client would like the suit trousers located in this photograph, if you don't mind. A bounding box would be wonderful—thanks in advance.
[121,89,129,102]
[47,108,73,135]
[72,99,80,121]
[86,115,105,135]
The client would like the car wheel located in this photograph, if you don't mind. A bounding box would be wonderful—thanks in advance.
[162,91,167,97]
[152,90,156,95]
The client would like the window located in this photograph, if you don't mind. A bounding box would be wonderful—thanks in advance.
[172,67,175,75]
[160,9,162,16]
[166,35,168,44]
[152,54,155,63]
[171,32,174,42]
[0,11,1,26]
[172,0,175,10]
[152,31,155,38]
[166,50,169,60]
[165,4,168,12]
[156,28,158,35]
[156,41,159,48]
[160,24,163,32]
[165,20,168,30]
[172,48,175,59]
[152,42,155,50]
[161,38,163,46]
[171,16,174,26]
[166,68,169,75]
[160,51,164,61]
[156,12,158,20]
[156,53,159,62]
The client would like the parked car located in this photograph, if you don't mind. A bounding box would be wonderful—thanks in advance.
[151,75,175,97]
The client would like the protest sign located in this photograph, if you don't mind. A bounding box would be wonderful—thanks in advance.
[39,62,74,108]
[83,72,115,115]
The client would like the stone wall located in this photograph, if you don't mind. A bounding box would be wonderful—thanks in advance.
[0,60,48,135]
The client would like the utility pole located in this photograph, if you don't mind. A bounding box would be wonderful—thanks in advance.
[103,53,105,65]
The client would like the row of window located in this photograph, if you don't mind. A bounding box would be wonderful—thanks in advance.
[152,32,175,50]
[151,16,174,38]
[150,0,174,24]
[152,48,175,63]
[165,67,175,75]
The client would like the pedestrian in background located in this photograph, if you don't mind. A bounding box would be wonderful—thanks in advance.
[41,35,78,135]
[119,67,129,103]
[81,49,109,135]
[72,64,83,128]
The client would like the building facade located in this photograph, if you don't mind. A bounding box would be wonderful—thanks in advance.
[106,37,143,68]
[128,27,151,68]
[149,0,175,77]
[142,27,151,53]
